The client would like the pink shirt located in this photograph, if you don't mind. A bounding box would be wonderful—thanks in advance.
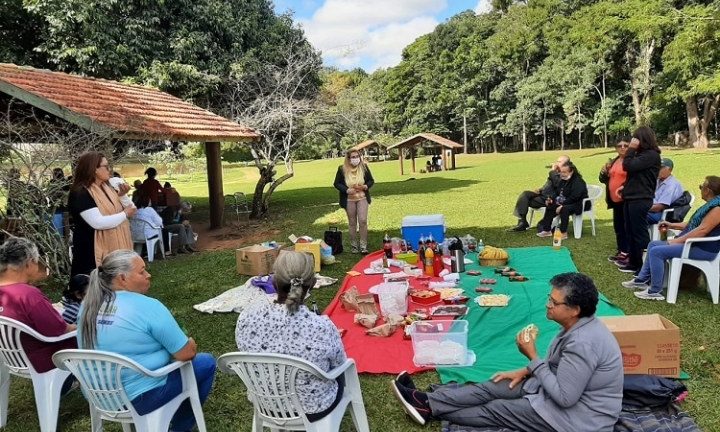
[0,283,77,373]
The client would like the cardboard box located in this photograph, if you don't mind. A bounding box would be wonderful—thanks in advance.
[236,245,282,276]
[287,235,328,272]
[600,314,681,378]
[279,245,321,272]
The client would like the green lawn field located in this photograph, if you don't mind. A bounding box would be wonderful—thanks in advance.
[6,147,720,431]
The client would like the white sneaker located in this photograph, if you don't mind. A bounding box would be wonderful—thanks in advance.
[634,289,665,301]
[621,279,649,290]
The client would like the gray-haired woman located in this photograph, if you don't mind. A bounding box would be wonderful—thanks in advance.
[0,237,78,379]
[390,273,623,432]
[77,249,215,432]
[235,251,347,421]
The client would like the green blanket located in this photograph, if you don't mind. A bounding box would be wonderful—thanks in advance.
[438,246,624,384]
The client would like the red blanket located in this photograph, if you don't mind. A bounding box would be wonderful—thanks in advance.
[324,251,437,375]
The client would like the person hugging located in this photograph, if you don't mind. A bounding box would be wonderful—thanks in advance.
[61,274,89,324]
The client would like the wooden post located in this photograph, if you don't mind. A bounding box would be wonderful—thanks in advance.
[451,149,457,170]
[441,148,448,171]
[411,147,416,173]
[399,148,404,175]
[206,142,224,229]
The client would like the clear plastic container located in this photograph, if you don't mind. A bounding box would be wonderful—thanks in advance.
[410,320,473,367]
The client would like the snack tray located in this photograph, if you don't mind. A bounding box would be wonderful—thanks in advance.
[414,350,476,368]
[430,305,469,317]
[475,295,512,307]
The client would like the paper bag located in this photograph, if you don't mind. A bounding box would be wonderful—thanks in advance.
[340,286,360,312]
[366,324,399,337]
[356,293,379,316]
[354,313,378,329]
[384,313,406,326]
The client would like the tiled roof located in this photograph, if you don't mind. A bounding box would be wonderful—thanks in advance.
[387,133,464,150]
[0,63,260,142]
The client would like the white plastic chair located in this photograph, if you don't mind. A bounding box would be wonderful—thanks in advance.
[0,316,75,432]
[662,235,720,304]
[52,349,207,432]
[650,192,696,241]
[528,185,603,239]
[218,352,370,432]
[129,218,165,262]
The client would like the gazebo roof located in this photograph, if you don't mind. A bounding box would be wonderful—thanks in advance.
[352,140,383,151]
[0,63,260,142]
[387,133,463,150]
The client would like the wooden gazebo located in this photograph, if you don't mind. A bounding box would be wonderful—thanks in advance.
[0,63,260,229]
[387,133,463,175]
[352,140,385,161]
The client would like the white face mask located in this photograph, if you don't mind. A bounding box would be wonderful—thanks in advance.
[350,158,361,166]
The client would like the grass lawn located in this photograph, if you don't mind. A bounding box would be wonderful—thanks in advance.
[6,147,720,431]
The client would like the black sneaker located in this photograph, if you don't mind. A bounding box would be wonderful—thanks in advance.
[618,264,639,274]
[506,223,529,233]
[390,380,431,425]
[396,370,416,390]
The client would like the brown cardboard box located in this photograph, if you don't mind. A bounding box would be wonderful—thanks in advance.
[599,314,681,378]
[236,245,282,276]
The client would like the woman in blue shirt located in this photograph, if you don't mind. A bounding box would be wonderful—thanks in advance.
[77,249,215,432]
[624,175,720,300]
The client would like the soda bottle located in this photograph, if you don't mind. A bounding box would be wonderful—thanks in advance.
[311,300,320,315]
[383,232,393,258]
[427,233,436,250]
[509,276,530,282]
[659,222,668,241]
[418,234,426,251]
[382,254,389,268]
[553,230,562,250]
[424,247,435,276]
[433,252,444,277]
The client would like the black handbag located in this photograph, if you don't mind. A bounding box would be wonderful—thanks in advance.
[324,227,343,255]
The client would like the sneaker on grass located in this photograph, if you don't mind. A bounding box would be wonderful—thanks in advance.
[396,370,416,390]
[621,279,650,290]
[634,289,665,301]
[618,264,639,274]
[389,380,431,425]
[608,252,628,263]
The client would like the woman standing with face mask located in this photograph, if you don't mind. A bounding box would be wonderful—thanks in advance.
[334,150,375,254]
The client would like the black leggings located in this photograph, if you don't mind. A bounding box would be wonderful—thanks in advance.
[624,199,652,269]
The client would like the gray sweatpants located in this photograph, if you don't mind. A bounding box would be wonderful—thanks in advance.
[427,380,554,431]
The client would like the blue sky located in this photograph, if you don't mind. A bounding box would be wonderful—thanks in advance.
[273,0,491,72]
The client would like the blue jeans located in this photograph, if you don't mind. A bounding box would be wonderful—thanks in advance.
[646,211,663,225]
[131,353,216,432]
[637,241,719,294]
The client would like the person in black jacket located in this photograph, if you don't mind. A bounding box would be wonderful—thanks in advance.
[507,156,569,232]
[537,162,589,240]
[333,150,375,254]
[599,138,630,263]
[615,126,661,274]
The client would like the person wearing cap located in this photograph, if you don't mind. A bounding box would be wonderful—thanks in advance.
[647,158,684,225]
[61,274,89,324]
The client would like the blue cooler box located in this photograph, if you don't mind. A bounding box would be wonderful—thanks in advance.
[401,214,446,250]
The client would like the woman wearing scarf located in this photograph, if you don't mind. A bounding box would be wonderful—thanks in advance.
[623,175,720,300]
[333,149,375,254]
[68,152,136,276]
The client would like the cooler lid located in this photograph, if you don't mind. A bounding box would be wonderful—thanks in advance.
[402,214,446,227]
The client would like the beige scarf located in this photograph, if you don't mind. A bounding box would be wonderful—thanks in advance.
[87,182,133,266]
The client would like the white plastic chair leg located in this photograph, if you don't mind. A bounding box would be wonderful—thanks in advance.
[573,214,583,239]
[666,259,683,304]
[121,423,133,432]
[33,371,66,432]
[146,240,155,262]
[251,414,263,432]
[590,212,596,236]
[0,368,10,427]
[704,264,719,304]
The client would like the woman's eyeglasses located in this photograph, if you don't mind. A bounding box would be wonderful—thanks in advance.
[546,295,568,308]
[616,144,628,149]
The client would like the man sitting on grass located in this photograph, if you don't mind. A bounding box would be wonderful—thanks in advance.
[507,155,569,232]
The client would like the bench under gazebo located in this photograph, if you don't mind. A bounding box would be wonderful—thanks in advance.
[387,133,463,175]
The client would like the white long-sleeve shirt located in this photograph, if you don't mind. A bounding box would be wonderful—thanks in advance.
[133,207,164,239]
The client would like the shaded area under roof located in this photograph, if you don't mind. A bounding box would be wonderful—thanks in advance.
[388,133,461,174]
[0,63,260,142]
[352,139,383,151]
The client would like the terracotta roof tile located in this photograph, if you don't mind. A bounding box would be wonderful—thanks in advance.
[352,140,383,151]
[387,133,464,150]
[0,63,260,142]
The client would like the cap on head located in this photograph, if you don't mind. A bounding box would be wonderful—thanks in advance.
[661,158,674,169]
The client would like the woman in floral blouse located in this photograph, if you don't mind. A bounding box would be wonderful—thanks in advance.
[333,149,375,254]
[235,251,346,421]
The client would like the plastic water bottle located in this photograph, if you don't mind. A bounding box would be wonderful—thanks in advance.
[311,301,320,315]
[477,239,485,254]
[442,238,451,257]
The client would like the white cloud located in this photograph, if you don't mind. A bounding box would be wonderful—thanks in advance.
[299,0,448,71]
[474,0,492,14]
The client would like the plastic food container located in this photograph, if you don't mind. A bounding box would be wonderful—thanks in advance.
[396,252,419,264]
[410,290,442,305]
[430,305,469,318]
[410,320,474,367]
[442,296,470,305]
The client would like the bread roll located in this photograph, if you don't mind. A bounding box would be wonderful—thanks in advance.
[519,324,539,343]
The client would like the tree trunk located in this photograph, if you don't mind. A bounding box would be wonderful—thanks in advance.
[578,104,583,150]
[560,120,565,151]
[686,95,720,149]
[250,164,274,219]
[259,159,295,215]
[522,124,527,152]
[542,103,547,151]
[492,135,498,153]
[602,72,608,148]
